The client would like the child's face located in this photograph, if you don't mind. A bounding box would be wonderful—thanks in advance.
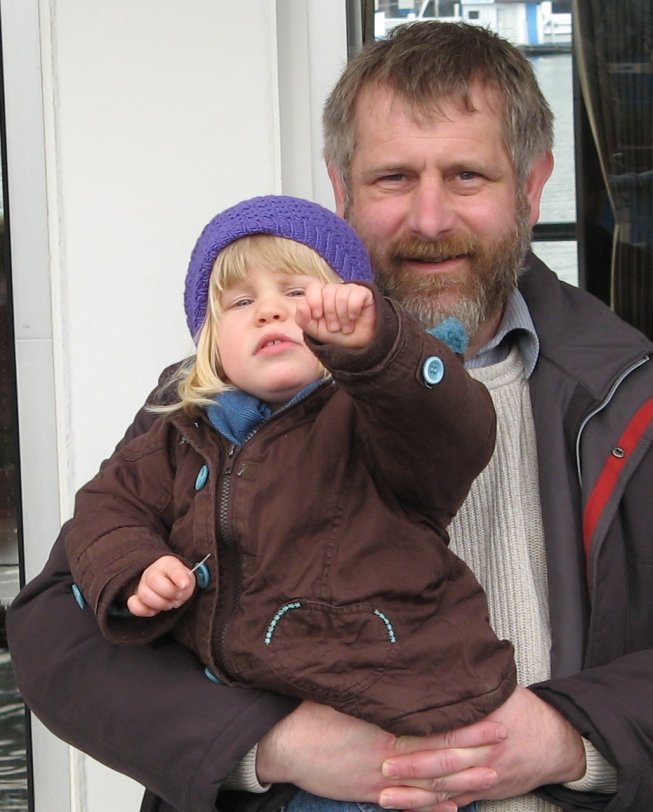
[217,264,324,407]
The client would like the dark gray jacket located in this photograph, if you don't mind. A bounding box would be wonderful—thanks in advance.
[521,256,653,811]
[7,254,653,811]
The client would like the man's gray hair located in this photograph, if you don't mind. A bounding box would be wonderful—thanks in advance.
[323,21,553,189]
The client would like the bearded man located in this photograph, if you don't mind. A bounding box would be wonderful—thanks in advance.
[8,20,653,812]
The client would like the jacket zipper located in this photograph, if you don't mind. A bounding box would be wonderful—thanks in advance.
[214,443,241,679]
[574,354,650,486]
[209,382,332,678]
[214,429,267,678]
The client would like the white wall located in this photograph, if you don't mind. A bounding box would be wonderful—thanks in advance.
[46,0,283,500]
[2,0,348,808]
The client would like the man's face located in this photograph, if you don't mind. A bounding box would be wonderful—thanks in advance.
[330,83,550,349]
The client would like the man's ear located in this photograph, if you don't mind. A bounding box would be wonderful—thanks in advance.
[525,151,554,226]
[327,162,347,217]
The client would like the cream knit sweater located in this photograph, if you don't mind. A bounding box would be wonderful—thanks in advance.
[450,346,616,812]
[450,346,557,812]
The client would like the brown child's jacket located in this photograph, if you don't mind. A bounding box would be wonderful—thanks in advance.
[65,290,515,736]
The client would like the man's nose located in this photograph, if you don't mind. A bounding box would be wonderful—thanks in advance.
[406,179,457,240]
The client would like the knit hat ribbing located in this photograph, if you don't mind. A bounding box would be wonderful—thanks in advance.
[184,195,374,340]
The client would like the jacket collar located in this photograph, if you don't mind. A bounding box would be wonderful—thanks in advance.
[519,252,652,401]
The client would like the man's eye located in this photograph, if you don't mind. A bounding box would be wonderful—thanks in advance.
[458,171,481,181]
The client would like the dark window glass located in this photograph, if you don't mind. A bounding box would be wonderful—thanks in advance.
[0,10,32,809]
[575,0,653,337]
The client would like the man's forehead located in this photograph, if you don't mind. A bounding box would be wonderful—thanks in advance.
[354,80,503,127]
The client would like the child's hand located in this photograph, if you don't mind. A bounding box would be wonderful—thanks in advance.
[295,282,376,348]
[127,555,196,617]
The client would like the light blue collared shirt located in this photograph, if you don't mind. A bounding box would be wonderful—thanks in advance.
[464,288,539,379]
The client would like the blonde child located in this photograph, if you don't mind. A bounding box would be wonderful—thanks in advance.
[65,196,511,809]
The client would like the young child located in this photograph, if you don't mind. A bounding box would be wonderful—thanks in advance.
[65,195,514,767]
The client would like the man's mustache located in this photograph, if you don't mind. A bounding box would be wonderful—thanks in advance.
[387,235,479,264]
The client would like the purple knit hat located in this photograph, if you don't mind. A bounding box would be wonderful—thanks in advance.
[184,195,374,340]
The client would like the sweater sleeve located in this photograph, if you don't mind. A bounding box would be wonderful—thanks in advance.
[563,738,618,793]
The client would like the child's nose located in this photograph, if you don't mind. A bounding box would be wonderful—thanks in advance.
[255,295,289,325]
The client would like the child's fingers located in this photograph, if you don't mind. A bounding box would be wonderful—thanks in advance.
[295,282,325,336]
[324,284,369,333]
[340,285,371,329]
[158,555,195,592]
[127,593,157,617]
[303,280,326,320]
[128,583,172,615]
[149,567,195,607]
[128,557,196,616]
[318,285,346,332]
[297,282,375,346]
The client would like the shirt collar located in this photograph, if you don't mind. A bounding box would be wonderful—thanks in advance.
[465,288,540,378]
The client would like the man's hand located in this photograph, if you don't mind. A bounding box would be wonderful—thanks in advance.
[256,701,507,811]
[295,282,376,348]
[127,555,195,617]
[378,687,587,810]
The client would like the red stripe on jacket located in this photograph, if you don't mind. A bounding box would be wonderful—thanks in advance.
[583,397,653,560]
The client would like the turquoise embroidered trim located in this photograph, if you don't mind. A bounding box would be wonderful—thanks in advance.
[373,609,397,643]
[264,601,302,644]
[263,602,398,644]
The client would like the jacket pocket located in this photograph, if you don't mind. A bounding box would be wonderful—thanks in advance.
[263,599,398,702]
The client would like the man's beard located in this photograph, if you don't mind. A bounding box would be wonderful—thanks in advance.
[356,198,532,338]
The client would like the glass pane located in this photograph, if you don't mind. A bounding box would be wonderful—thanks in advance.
[1,238,30,812]
[575,0,653,338]
[0,19,31,810]
[531,240,578,287]
[530,52,577,227]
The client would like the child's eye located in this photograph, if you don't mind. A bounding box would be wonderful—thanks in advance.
[286,288,307,297]
[227,296,253,308]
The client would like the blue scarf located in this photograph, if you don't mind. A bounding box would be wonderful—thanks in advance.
[427,317,468,355]
[206,380,323,445]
